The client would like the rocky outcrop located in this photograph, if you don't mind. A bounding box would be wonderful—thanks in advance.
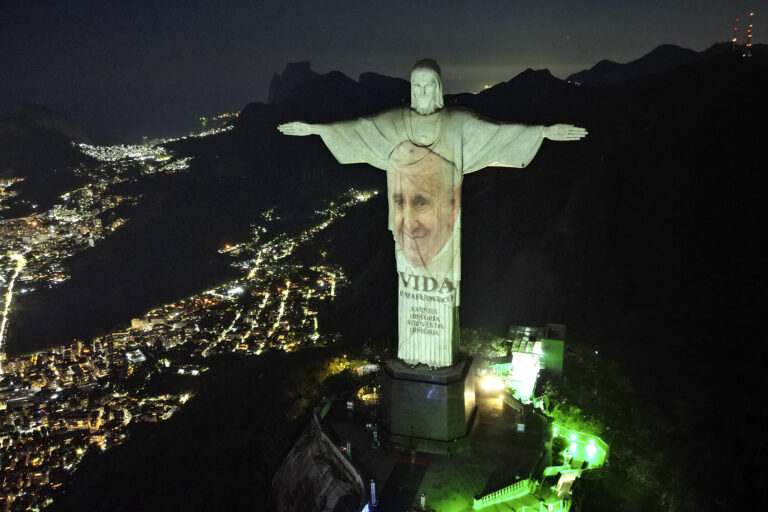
[268,62,319,104]
[0,103,92,144]
[0,103,89,182]
[269,414,365,512]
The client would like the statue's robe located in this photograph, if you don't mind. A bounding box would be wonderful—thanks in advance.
[318,107,544,367]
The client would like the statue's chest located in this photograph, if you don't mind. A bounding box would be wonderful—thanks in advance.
[408,115,440,145]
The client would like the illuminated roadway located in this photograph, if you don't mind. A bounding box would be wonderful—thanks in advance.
[0,253,27,372]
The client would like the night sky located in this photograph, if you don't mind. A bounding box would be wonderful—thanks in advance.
[1,0,758,141]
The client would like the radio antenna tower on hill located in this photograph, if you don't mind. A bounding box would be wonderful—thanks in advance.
[745,12,755,57]
[732,12,757,57]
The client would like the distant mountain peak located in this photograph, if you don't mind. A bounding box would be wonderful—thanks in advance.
[478,67,561,97]
[268,61,319,104]
[516,67,554,78]
[1,103,92,144]
[12,102,62,117]
[648,43,689,53]
[566,43,706,87]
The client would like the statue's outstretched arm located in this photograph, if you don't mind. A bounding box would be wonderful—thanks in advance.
[277,121,323,136]
[543,124,588,141]
[277,117,389,169]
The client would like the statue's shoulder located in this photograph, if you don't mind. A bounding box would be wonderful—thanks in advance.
[442,106,475,114]
[438,107,484,131]
[441,107,480,121]
[367,106,408,119]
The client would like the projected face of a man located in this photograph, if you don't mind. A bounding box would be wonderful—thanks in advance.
[390,153,460,269]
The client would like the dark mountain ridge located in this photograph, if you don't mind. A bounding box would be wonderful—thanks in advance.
[567,43,698,87]
[268,61,319,104]
[566,41,768,87]
[0,103,92,178]
[0,104,95,217]
[0,103,93,145]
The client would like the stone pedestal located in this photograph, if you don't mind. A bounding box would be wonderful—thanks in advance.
[381,356,477,454]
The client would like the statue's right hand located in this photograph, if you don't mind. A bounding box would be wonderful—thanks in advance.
[277,121,314,136]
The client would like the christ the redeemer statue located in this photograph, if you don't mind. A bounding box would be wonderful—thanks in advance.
[279,59,586,369]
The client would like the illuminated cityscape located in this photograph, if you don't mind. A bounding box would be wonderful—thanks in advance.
[0,121,233,368]
[0,177,376,509]
[0,110,379,509]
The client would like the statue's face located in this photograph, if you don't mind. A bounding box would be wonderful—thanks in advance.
[390,165,460,269]
[411,69,440,115]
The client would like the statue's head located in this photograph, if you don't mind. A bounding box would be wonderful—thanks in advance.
[410,59,444,115]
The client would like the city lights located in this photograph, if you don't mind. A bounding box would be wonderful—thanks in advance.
[0,252,27,369]
[0,185,376,509]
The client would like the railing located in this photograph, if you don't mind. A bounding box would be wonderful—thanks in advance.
[520,500,566,512]
[542,464,573,477]
[551,422,609,468]
[473,478,532,510]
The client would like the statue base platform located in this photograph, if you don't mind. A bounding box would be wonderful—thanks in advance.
[381,356,477,454]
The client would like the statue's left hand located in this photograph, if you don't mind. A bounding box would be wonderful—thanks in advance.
[543,124,587,141]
